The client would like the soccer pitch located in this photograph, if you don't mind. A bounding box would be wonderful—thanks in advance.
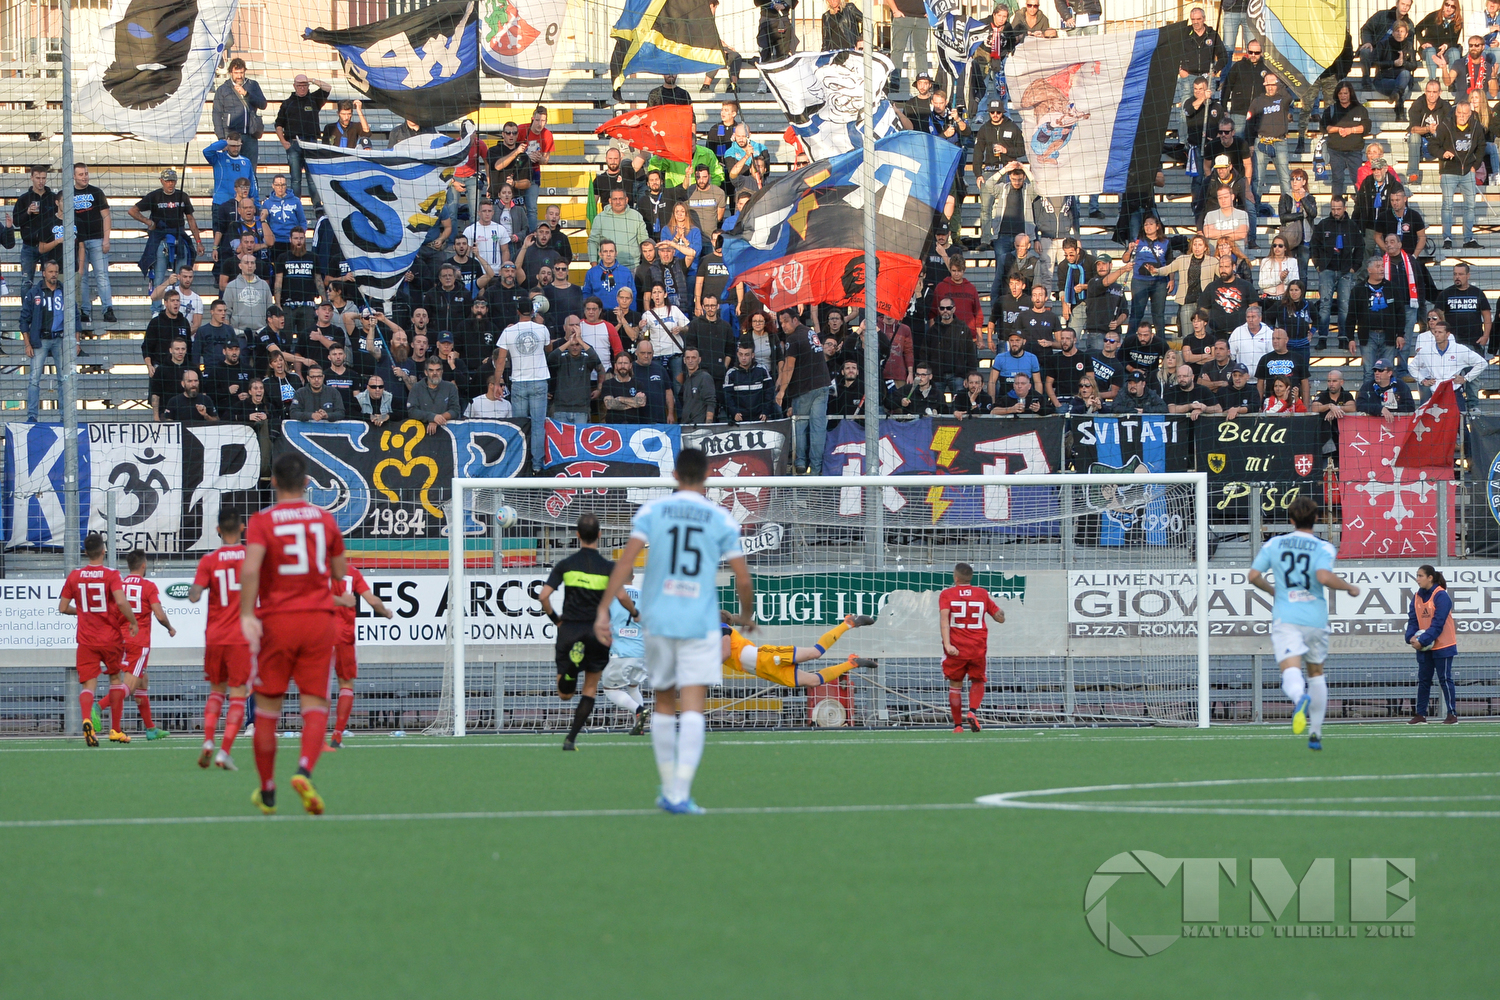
[2,727,1494,998]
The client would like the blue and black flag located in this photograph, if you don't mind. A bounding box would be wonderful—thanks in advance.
[305,0,480,128]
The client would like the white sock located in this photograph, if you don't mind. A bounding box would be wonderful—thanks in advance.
[673,711,707,804]
[1281,668,1306,705]
[651,713,678,792]
[1308,674,1328,736]
[602,688,640,714]
[624,685,644,710]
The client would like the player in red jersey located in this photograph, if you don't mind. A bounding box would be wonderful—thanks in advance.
[328,568,393,750]
[937,563,1005,733]
[58,533,138,747]
[240,452,346,815]
[189,509,253,771]
[119,549,176,740]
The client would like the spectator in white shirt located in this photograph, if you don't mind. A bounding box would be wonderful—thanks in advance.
[466,373,515,418]
[1203,185,1250,257]
[1409,320,1487,407]
[1228,304,1276,376]
[464,200,507,268]
[639,281,690,381]
[494,298,553,471]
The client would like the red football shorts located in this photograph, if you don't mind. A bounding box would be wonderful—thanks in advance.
[203,644,252,687]
[941,655,987,683]
[122,645,150,678]
[333,643,358,682]
[77,642,124,683]
[252,611,336,699]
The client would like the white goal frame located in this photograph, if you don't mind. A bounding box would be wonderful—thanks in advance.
[446,472,1212,736]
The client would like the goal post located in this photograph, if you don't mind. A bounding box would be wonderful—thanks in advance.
[438,472,1212,736]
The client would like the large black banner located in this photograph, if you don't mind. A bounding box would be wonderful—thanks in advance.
[1065,414,1195,547]
[1195,415,1321,525]
[1466,413,1500,557]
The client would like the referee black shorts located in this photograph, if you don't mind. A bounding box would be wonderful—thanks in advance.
[555,621,609,695]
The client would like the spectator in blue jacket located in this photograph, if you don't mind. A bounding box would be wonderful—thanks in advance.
[20,259,74,419]
[204,134,260,234]
[1355,359,1417,418]
[1405,564,1459,724]
[581,240,636,310]
[259,174,307,245]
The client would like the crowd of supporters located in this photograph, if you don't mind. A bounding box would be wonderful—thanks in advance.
[11,5,1500,477]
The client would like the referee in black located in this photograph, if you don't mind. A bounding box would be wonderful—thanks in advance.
[538,513,637,751]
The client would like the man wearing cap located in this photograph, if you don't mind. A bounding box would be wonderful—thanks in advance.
[495,298,554,472]
[1357,359,1415,422]
[903,71,936,131]
[1218,363,1262,418]
[129,169,207,284]
[974,102,1025,246]
[1114,370,1167,414]
[273,74,332,209]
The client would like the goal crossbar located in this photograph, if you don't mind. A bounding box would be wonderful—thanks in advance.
[445,472,1212,735]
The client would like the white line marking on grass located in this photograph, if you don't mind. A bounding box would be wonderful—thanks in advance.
[0,802,985,830]
[3,728,1498,753]
[976,772,1500,819]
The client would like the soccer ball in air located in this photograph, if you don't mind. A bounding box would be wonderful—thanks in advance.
[531,295,550,316]
[496,505,519,529]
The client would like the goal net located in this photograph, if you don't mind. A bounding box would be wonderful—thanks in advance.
[437,472,1210,736]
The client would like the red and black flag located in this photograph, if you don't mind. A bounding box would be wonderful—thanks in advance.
[722,132,962,318]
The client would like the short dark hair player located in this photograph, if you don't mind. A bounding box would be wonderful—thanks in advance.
[938,563,1005,733]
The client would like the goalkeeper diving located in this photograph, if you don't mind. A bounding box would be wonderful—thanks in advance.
[721,612,879,688]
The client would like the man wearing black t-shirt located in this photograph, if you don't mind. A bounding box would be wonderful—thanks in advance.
[686,296,734,382]
[1198,338,1236,394]
[129,169,206,282]
[602,351,649,423]
[1253,327,1311,401]
[1200,256,1256,335]
[1086,331,1126,401]
[149,338,192,420]
[1120,322,1169,376]
[1437,264,1492,349]
[274,228,321,339]
[71,163,116,324]
[1164,363,1223,419]
[536,514,637,751]
[293,302,347,372]
[1019,285,1061,351]
[593,147,637,211]
[777,309,831,475]
[1043,329,1090,411]
[143,290,194,371]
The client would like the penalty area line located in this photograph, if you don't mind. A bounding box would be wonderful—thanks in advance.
[0,801,986,830]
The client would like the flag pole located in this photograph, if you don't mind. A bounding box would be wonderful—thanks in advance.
[60,0,81,571]
[861,5,882,571]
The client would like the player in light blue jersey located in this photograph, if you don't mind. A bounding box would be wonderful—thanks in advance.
[595,448,755,814]
[1248,496,1361,750]
[601,584,651,735]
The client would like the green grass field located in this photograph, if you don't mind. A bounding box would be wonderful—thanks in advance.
[2,725,1494,999]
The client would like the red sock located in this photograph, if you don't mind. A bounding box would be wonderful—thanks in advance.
[134,692,154,729]
[299,707,329,774]
[968,682,985,712]
[948,688,964,727]
[79,689,95,725]
[253,709,278,791]
[202,692,224,743]
[109,685,125,731]
[222,696,247,753]
[334,687,354,739]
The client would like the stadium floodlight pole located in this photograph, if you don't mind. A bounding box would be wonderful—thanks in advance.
[860,0,883,570]
[60,0,81,572]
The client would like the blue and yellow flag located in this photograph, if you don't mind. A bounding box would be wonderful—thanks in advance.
[1252,0,1351,98]
[610,0,724,86]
